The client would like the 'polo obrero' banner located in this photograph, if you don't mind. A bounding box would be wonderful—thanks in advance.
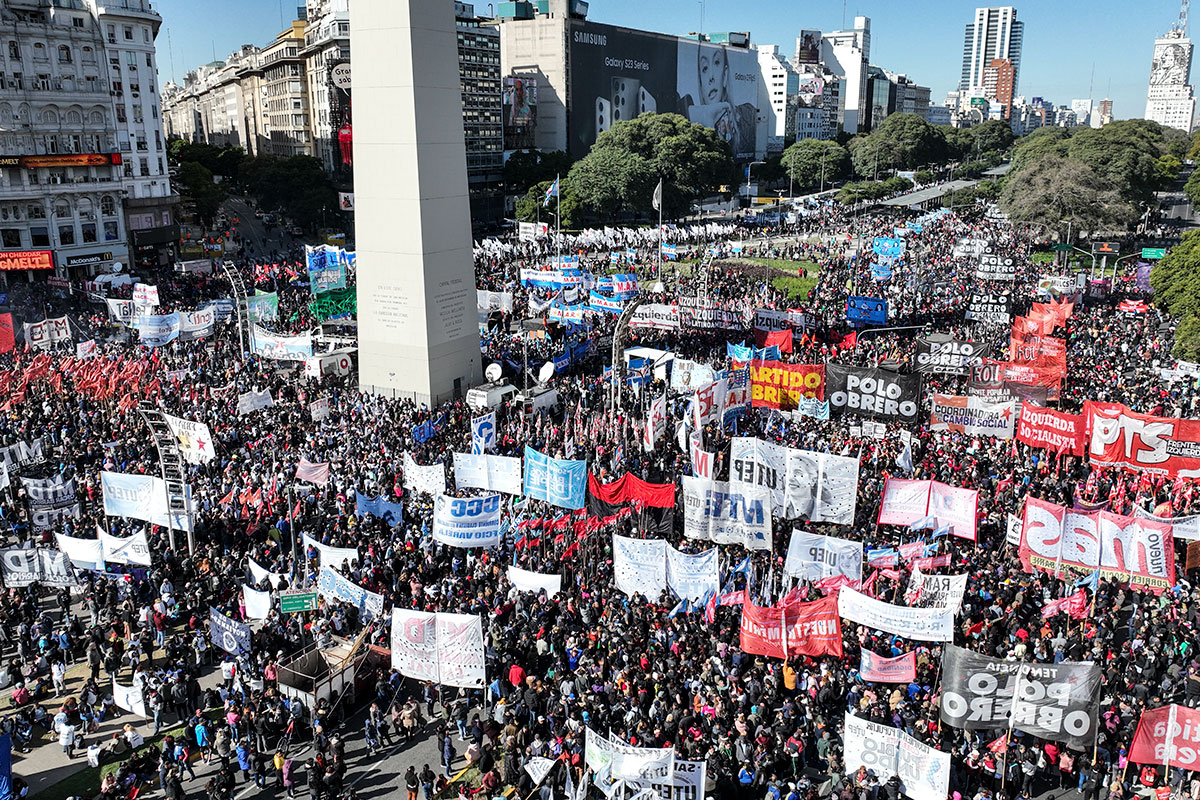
[837,586,954,642]
[825,365,921,425]
[748,360,825,408]
[915,337,993,376]
[843,714,950,800]
[939,644,1102,747]
[1019,496,1176,593]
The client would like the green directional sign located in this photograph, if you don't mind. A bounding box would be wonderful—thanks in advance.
[280,591,318,614]
[1051,243,1072,252]
[1142,247,1166,260]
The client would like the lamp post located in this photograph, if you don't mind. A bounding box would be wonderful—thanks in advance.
[745,160,765,212]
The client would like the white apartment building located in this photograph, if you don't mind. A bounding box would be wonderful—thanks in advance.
[757,45,796,152]
[960,7,1023,97]
[0,0,176,280]
[302,0,349,174]
[819,17,870,133]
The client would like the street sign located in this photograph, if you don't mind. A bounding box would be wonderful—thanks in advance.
[280,591,318,614]
[1141,247,1166,260]
[1092,242,1119,255]
[1051,243,1072,252]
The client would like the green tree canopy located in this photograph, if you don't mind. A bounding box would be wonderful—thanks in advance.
[175,161,225,226]
[781,139,848,190]
[852,114,948,174]
[241,155,336,231]
[998,154,1136,238]
[503,149,571,196]
[568,113,733,219]
[1151,231,1200,358]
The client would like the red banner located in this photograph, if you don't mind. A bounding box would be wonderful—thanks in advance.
[1130,705,1200,770]
[912,554,951,570]
[587,471,674,508]
[977,359,1062,400]
[738,594,842,659]
[0,313,12,354]
[1019,496,1177,594]
[1030,302,1073,330]
[1084,401,1200,477]
[749,360,825,409]
[1015,404,1085,456]
[1040,589,1089,619]
[1009,332,1066,375]
[858,650,917,683]
[753,328,794,353]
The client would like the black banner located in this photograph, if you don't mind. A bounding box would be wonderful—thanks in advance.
[965,292,1013,324]
[915,337,994,376]
[825,365,921,425]
[939,644,1101,747]
[974,250,1017,281]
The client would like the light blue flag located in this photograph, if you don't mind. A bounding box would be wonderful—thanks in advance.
[908,515,937,532]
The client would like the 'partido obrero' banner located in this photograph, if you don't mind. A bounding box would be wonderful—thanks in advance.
[748,360,825,409]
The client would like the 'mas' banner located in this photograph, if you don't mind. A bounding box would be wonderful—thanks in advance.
[939,644,1101,747]
[1019,496,1176,593]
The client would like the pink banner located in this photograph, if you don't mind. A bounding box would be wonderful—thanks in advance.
[859,650,917,683]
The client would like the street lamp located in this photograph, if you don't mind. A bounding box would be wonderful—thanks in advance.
[745,160,765,211]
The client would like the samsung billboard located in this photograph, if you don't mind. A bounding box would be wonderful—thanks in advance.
[568,21,764,161]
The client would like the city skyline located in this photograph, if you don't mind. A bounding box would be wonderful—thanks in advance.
[155,0,1190,128]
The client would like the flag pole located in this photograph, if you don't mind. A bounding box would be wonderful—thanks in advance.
[555,173,561,269]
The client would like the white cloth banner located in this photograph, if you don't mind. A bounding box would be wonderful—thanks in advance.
[55,533,104,571]
[404,453,446,497]
[452,453,523,495]
[665,546,719,603]
[24,316,71,349]
[507,566,562,597]
[248,558,285,589]
[837,586,955,642]
[432,494,502,548]
[390,609,485,688]
[1135,505,1200,541]
[1006,513,1024,546]
[100,472,192,533]
[236,390,275,415]
[878,478,979,541]
[302,534,358,568]
[162,413,216,465]
[904,568,969,612]
[729,437,859,525]
[843,714,950,800]
[100,529,152,566]
[242,584,272,619]
[584,728,675,784]
[112,680,147,717]
[784,531,863,584]
[613,535,668,599]
[309,398,330,422]
[132,283,159,306]
[680,476,772,550]
[249,323,312,361]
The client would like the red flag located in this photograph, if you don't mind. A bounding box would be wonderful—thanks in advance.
[986,733,1009,754]
[841,331,857,349]
[966,620,985,637]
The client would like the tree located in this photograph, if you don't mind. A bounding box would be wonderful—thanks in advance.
[971,119,1016,155]
[866,113,948,168]
[175,161,226,226]
[515,179,581,228]
[503,149,571,195]
[241,155,336,231]
[998,154,1136,237]
[571,113,733,219]
[568,148,655,219]
[849,135,898,179]
[1151,230,1200,358]
[781,139,848,190]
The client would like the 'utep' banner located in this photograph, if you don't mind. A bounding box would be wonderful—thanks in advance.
[453,453,522,495]
[209,608,251,655]
[1084,400,1200,478]
[837,587,955,642]
[859,650,917,683]
[842,714,950,800]
[749,360,826,409]
[680,476,772,550]
[939,644,1102,747]
[390,609,486,688]
[101,471,193,532]
[738,594,843,659]
[523,446,586,510]
[826,365,921,425]
[846,296,887,325]
[784,531,863,584]
[1019,496,1176,594]
[729,437,859,524]
[432,494,502,548]
[915,337,993,376]
[1129,704,1200,771]
[929,394,1016,439]
[1016,404,1085,456]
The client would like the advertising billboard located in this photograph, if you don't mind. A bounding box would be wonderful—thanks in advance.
[567,20,762,161]
[0,250,53,271]
[796,30,822,64]
[503,77,537,126]
[797,69,824,100]
[1151,39,1193,87]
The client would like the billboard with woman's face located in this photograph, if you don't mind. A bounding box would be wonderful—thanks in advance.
[676,39,761,161]
[1150,40,1192,86]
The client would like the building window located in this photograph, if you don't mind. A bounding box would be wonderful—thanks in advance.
[58,224,74,245]
[81,222,96,243]
[145,53,151,67]
[73,17,83,28]
[27,204,44,219]
[103,221,118,241]
[57,46,71,63]
[32,43,46,61]
[30,226,48,247]
[7,42,16,60]
[123,26,133,40]
[139,157,148,176]
[0,229,18,248]
[100,195,114,216]
[53,201,69,218]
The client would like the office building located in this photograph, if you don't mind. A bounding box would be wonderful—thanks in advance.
[960,7,1023,98]
[1094,97,1114,127]
[819,16,870,133]
[1070,98,1092,127]
[1145,31,1196,132]
[0,0,177,279]
[982,58,1014,118]
[498,0,770,161]
[758,45,796,151]
[456,2,503,227]
[261,21,311,157]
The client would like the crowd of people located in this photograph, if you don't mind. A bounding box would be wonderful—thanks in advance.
[0,195,1195,800]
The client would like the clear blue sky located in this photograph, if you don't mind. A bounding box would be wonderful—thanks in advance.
[156,0,1185,121]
